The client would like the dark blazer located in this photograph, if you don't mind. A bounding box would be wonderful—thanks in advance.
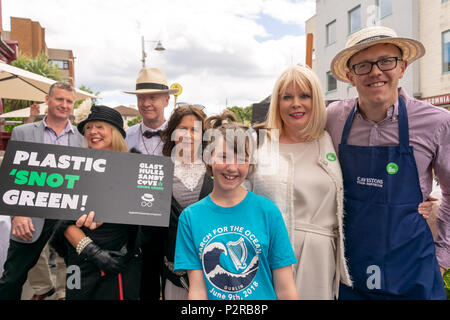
[162,173,214,288]
[9,120,85,243]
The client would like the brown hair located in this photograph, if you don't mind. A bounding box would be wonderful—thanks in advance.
[48,81,75,96]
[203,110,254,176]
[161,105,208,157]
[107,122,129,152]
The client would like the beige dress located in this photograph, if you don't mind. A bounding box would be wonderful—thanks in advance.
[279,141,338,300]
[246,132,352,299]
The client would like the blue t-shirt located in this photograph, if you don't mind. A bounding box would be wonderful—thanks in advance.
[174,190,297,300]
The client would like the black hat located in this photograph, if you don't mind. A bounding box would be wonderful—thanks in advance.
[77,105,126,138]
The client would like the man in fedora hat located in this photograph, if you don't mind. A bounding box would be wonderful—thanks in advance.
[124,68,177,300]
[326,26,449,299]
[124,68,177,156]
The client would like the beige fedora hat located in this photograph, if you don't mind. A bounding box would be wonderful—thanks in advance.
[124,68,178,95]
[330,26,425,83]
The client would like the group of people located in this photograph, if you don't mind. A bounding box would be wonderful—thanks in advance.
[0,25,448,300]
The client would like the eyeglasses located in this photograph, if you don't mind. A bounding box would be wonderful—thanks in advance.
[350,57,403,75]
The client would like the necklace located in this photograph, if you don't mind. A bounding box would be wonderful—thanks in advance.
[140,123,163,155]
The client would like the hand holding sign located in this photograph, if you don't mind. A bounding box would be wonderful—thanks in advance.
[76,211,103,230]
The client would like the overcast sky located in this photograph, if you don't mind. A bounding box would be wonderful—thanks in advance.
[2,0,316,116]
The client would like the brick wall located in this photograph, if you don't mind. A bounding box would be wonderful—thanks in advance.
[10,17,47,57]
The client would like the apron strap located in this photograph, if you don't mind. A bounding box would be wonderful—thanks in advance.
[397,96,410,151]
[340,103,357,145]
[340,96,410,149]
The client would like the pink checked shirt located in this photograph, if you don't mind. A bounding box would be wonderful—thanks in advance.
[326,88,450,270]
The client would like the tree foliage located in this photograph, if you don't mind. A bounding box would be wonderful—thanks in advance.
[2,52,101,132]
[3,51,62,112]
[127,115,142,127]
[227,105,252,125]
[13,51,62,81]
[75,85,100,108]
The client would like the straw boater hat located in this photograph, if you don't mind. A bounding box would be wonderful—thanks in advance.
[330,26,425,83]
[124,68,178,95]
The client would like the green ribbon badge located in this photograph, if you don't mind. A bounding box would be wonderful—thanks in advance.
[386,162,399,175]
[326,153,337,162]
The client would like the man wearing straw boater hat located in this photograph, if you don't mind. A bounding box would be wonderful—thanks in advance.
[326,26,449,299]
[124,68,177,156]
[124,68,177,300]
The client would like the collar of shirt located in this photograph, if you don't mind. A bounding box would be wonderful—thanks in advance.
[355,96,400,124]
[140,120,167,155]
[43,116,74,136]
[141,120,168,133]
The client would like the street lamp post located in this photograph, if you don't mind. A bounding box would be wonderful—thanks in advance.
[141,36,165,68]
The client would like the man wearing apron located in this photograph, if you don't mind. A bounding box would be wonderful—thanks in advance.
[326,26,449,299]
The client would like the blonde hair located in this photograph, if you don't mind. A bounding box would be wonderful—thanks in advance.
[86,121,129,152]
[264,65,326,142]
[107,123,129,152]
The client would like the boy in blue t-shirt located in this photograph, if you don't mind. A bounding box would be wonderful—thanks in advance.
[174,112,298,300]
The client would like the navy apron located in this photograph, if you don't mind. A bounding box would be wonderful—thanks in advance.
[338,97,446,299]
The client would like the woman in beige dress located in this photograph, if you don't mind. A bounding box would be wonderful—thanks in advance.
[246,65,433,299]
[246,65,351,299]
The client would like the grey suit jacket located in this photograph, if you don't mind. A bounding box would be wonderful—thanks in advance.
[9,120,86,243]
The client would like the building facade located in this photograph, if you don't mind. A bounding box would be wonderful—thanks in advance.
[114,106,140,126]
[0,0,18,137]
[306,0,450,110]
[419,0,450,109]
[305,14,317,71]
[47,48,75,85]
[2,17,76,85]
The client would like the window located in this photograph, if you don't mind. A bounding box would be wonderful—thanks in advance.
[443,30,450,73]
[326,20,336,46]
[348,6,361,35]
[50,59,69,70]
[377,0,392,19]
[327,72,337,92]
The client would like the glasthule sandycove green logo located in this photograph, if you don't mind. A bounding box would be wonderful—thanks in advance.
[386,162,399,175]
[326,153,337,162]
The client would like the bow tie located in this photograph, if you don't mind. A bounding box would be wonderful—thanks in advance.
[143,130,161,139]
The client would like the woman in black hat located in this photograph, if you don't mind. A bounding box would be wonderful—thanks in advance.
[50,105,141,300]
